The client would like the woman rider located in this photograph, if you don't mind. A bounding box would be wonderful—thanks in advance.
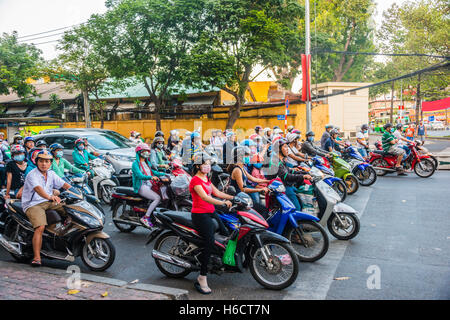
[49,143,86,178]
[228,146,270,208]
[4,145,28,199]
[268,138,312,211]
[150,136,170,174]
[189,152,233,295]
[72,138,97,176]
[132,143,167,228]
[285,132,308,168]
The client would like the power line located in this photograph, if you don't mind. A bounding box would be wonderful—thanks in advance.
[17,22,85,39]
[29,40,60,46]
[312,49,449,60]
[18,31,67,43]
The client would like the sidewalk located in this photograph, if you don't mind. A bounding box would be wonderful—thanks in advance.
[0,260,188,300]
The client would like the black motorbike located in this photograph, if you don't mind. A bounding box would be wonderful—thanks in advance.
[147,193,300,290]
[0,188,115,271]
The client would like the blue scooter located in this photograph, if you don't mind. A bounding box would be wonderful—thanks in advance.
[220,180,329,262]
[308,156,348,202]
[342,146,377,186]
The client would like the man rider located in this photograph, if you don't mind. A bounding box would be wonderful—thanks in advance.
[356,124,370,159]
[382,123,407,176]
[301,131,330,158]
[393,123,411,161]
[21,149,72,267]
[320,124,334,150]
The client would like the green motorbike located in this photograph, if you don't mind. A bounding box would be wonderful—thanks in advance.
[327,152,360,195]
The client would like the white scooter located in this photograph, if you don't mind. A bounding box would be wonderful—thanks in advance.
[303,167,361,240]
[88,158,118,205]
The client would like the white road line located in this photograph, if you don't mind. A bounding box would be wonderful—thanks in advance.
[283,187,373,300]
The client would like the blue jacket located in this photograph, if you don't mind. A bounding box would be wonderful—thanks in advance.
[132,158,166,193]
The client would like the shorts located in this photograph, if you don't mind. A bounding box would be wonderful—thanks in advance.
[25,201,65,229]
[388,146,405,156]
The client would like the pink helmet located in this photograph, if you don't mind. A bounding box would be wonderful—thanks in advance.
[135,143,150,154]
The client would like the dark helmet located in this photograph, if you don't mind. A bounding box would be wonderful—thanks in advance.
[330,128,339,136]
[231,146,251,163]
[396,123,403,130]
[255,125,262,133]
[36,140,47,148]
[152,136,165,148]
[49,143,64,153]
[24,136,35,144]
[361,124,369,130]
[155,131,164,138]
[306,131,315,137]
[383,123,393,130]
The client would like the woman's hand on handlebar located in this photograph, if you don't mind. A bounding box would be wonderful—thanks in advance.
[223,200,232,208]
[303,174,313,181]
[49,195,61,204]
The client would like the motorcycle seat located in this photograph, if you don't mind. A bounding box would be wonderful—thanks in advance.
[10,201,27,217]
[114,187,140,197]
[10,201,62,225]
[372,150,395,157]
[218,173,230,180]
[159,210,219,232]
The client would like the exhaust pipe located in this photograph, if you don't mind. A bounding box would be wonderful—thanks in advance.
[0,233,22,256]
[112,218,143,227]
[152,249,196,270]
[372,167,396,172]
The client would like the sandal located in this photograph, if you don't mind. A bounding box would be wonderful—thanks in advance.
[31,259,41,267]
[194,282,212,295]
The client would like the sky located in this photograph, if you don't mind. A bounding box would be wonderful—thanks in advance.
[0,0,409,93]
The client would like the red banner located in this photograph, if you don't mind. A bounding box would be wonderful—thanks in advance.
[301,54,311,101]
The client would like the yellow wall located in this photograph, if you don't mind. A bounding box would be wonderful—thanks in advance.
[62,103,329,142]
[220,81,277,104]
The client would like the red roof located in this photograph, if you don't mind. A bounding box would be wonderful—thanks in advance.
[422,97,450,112]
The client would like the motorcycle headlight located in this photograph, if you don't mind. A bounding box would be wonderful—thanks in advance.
[69,209,102,227]
[275,184,286,193]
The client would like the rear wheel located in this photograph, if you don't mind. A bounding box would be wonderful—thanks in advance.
[153,232,191,278]
[3,219,32,263]
[344,175,359,195]
[371,159,389,176]
[284,221,329,262]
[111,202,137,233]
[414,158,436,178]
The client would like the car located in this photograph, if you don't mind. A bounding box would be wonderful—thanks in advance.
[33,128,135,186]
[430,121,445,130]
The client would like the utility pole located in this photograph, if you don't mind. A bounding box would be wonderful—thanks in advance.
[83,89,91,128]
[390,80,395,124]
[415,73,421,126]
[305,0,312,132]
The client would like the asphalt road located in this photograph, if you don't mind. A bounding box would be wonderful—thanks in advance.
[1,169,449,300]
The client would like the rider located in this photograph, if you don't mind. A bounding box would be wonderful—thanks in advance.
[222,131,238,165]
[4,145,28,199]
[323,129,340,154]
[320,124,334,150]
[35,140,48,150]
[21,149,72,267]
[49,143,86,178]
[301,131,330,158]
[268,138,313,211]
[24,136,36,159]
[132,143,165,229]
[228,146,270,206]
[181,131,203,167]
[12,134,24,146]
[382,123,407,176]
[189,152,233,295]
[285,132,308,167]
[81,137,101,157]
[150,136,170,173]
[393,123,412,161]
[72,138,97,175]
[356,124,370,159]
[167,130,180,152]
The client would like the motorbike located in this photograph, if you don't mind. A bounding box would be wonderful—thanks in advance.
[326,152,360,195]
[64,172,104,214]
[369,141,436,178]
[261,178,329,262]
[147,192,300,290]
[341,146,377,186]
[0,187,115,271]
[308,157,348,202]
[110,158,193,233]
[414,140,438,170]
[304,167,360,240]
[88,157,119,205]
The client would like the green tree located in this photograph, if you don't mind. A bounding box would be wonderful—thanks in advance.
[188,0,304,129]
[0,32,43,99]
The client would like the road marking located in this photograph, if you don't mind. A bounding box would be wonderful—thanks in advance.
[283,187,373,300]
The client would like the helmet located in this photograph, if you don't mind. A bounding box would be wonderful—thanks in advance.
[286,132,299,143]
[306,131,315,137]
[240,139,256,147]
[383,123,392,130]
[36,140,47,148]
[74,138,85,147]
[49,143,64,153]
[287,125,294,132]
[361,124,369,130]
[273,126,280,130]
[155,131,164,138]
[135,143,151,154]
[272,138,288,154]
[191,131,201,139]
[396,123,403,130]
[24,136,35,143]
[130,130,136,137]
[35,149,53,162]
[13,134,23,142]
[255,125,262,132]
[193,152,212,165]
[170,129,178,136]
[330,128,339,136]
[153,136,165,144]
[225,131,235,139]
[325,124,334,129]
[232,146,251,163]
[292,129,301,134]
[273,128,283,135]
[263,127,271,134]
[10,144,26,155]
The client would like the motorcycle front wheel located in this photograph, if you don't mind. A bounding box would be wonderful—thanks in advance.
[249,240,299,290]
[331,180,347,202]
[354,166,377,186]
[327,212,360,240]
[284,221,329,262]
[99,184,115,205]
[414,158,436,178]
[81,237,115,272]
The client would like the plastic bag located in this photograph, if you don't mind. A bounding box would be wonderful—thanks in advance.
[222,238,237,266]
[170,174,190,197]
[296,184,319,216]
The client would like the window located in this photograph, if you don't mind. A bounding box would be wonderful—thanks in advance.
[84,133,131,150]
[63,135,78,150]
[41,135,64,146]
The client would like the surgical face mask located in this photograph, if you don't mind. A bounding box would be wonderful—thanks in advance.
[77,145,85,151]
[200,164,211,174]
[307,136,314,142]
[141,151,150,159]
[13,154,25,162]
[243,156,251,165]
[156,143,163,149]
[55,151,64,158]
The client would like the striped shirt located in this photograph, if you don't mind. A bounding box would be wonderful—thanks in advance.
[382,131,395,152]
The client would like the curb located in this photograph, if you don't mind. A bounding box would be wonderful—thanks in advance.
[0,260,189,300]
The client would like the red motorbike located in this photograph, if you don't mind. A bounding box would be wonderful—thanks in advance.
[369,141,436,178]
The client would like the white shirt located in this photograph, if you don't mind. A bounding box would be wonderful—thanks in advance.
[393,130,405,146]
[22,168,66,213]
[285,145,299,167]
[356,132,367,148]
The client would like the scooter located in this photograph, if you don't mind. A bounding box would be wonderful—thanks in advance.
[304,167,360,240]
[341,145,377,186]
[0,188,115,271]
[369,141,436,178]
[147,193,300,290]
[326,152,360,195]
[88,158,118,205]
[64,172,104,214]
[307,157,348,202]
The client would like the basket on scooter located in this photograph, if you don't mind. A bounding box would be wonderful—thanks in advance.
[170,174,190,197]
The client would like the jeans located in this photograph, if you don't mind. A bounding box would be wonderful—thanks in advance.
[357,148,368,159]
[400,145,410,160]
[246,186,261,205]
[0,166,5,187]
[285,186,302,211]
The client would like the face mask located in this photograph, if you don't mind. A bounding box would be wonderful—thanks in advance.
[200,164,211,174]
[77,145,85,151]
[156,143,163,149]
[308,137,314,142]
[141,151,150,158]
[243,156,251,165]
[56,151,64,158]
[13,154,25,162]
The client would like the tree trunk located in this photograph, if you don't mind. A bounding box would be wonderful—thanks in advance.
[100,106,104,129]
[226,101,241,129]
[154,100,162,132]
[82,90,91,128]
